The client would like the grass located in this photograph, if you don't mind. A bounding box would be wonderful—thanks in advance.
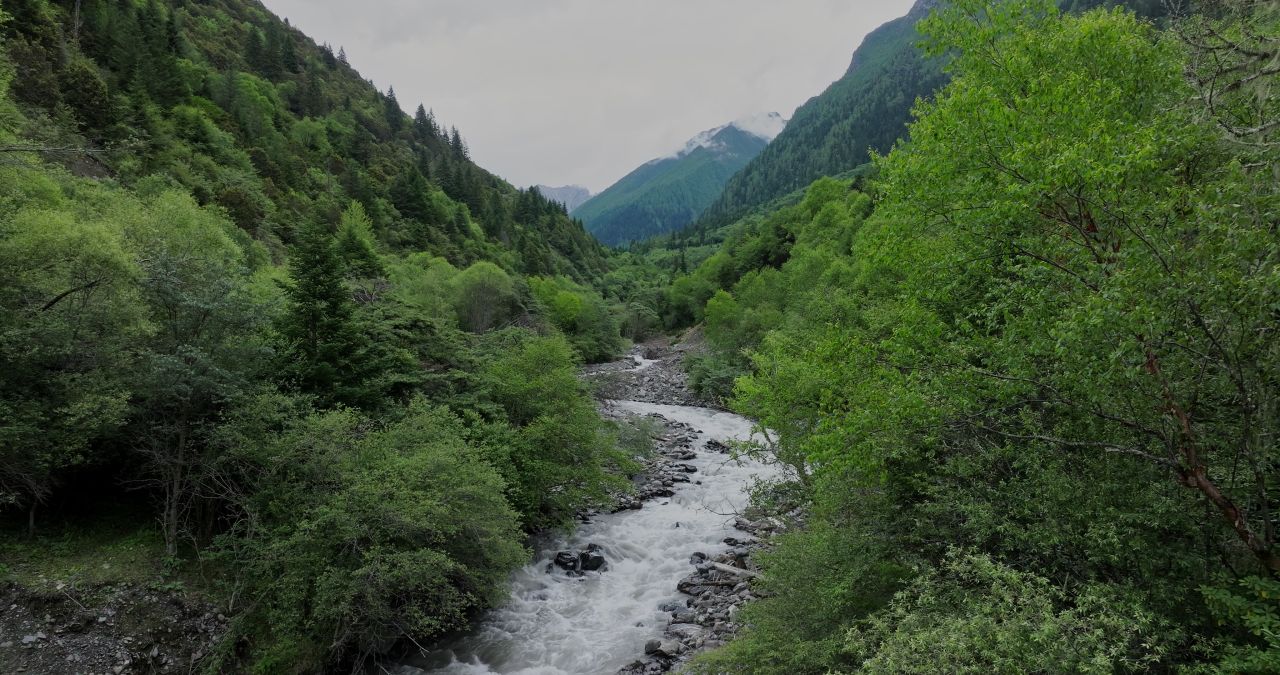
[0,502,176,599]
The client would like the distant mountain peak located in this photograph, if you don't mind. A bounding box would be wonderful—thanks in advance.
[661,113,788,161]
[535,185,594,213]
[578,114,784,246]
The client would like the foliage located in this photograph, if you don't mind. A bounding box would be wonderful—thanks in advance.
[0,0,607,280]
[476,331,634,530]
[216,398,527,671]
[684,1,1280,672]
[451,260,519,333]
[0,4,637,671]
[528,275,622,362]
[1203,576,1280,672]
[839,552,1173,673]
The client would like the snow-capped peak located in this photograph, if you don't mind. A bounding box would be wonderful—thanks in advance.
[658,113,787,161]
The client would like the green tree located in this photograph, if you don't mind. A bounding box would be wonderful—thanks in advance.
[335,201,384,279]
[0,187,141,533]
[276,223,374,407]
[216,398,527,670]
[478,332,632,529]
[127,191,265,556]
[451,261,518,332]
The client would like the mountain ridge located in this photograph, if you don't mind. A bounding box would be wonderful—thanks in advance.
[576,114,784,247]
[535,184,593,212]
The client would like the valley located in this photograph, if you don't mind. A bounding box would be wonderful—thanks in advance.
[2,0,1278,673]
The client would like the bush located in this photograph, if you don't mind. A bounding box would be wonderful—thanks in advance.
[218,397,526,672]
[841,552,1174,673]
[477,331,633,529]
[528,275,622,363]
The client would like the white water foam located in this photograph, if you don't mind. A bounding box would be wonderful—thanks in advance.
[401,402,775,675]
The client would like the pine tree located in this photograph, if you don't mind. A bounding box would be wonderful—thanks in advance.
[276,224,371,407]
[449,126,468,160]
[413,103,437,141]
[336,202,385,279]
[320,42,336,69]
[384,86,403,133]
[337,46,348,66]
[280,33,300,74]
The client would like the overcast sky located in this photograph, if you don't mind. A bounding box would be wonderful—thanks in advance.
[263,1,917,193]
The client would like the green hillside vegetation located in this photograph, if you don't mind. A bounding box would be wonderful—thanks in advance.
[576,125,770,246]
[0,0,646,670]
[694,0,1169,235]
[5,0,1279,672]
[668,1,1280,671]
[692,1,945,233]
[3,0,606,279]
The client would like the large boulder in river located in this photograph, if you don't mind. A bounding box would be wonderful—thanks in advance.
[553,551,580,572]
[644,639,684,657]
[553,544,608,574]
[579,544,607,572]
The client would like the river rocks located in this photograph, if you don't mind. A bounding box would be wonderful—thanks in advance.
[597,413,707,514]
[552,551,580,572]
[550,544,609,575]
[705,439,732,454]
[581,341,716,408]
[579,545,607,572]
[617,515,780,675]
[643,639,683,657]
[0,582,227,675]
[666,623,706,641]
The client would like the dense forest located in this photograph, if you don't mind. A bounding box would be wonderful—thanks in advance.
[3,0,1279,672]
[694,0,1171,234]
[0,0,654,670]
[663,0,1280,671]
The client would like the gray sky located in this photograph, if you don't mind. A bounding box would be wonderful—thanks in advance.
[264,1,917,193]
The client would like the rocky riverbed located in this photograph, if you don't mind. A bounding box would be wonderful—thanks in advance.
[582,337,715,408]
[612,436,786,675]
[598,343,787,674]
[392,343,782,675]
[396,343,786,675]
[0,582,226,675]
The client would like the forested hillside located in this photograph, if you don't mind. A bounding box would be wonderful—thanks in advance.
[4,0,1279,672]
[3,0,607,278]
[667,0,1280,671]
[694,0,1169,234]
[0,0,649,671]
[576,116,782,247]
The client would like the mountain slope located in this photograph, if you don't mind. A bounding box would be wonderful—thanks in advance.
[576,114,784,247]
[535,184,593,212]
[695,1,945,232]
[695,0,1170,233]
[1,0,607,281]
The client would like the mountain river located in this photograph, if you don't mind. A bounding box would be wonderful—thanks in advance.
[397,400,774,674]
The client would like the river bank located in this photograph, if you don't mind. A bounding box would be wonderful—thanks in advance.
[393,340,782,675]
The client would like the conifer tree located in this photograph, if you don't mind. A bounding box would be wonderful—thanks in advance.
[336,202,385,279]
[384,86,403,132]
[449,126,468,159]
[276,224,370,407]
[413,103,437,141]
